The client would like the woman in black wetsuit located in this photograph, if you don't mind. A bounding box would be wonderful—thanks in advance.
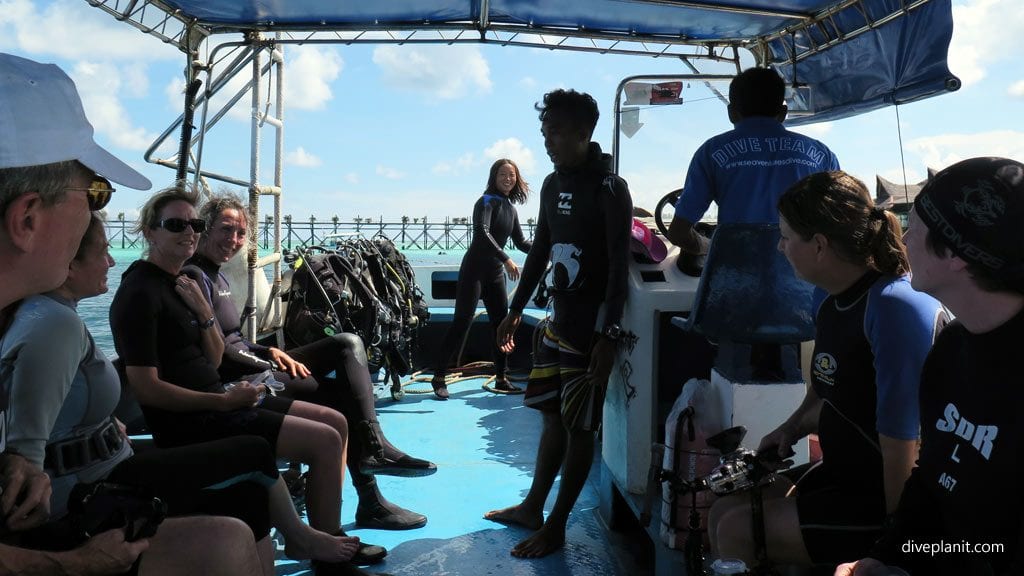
[430,159,532,399]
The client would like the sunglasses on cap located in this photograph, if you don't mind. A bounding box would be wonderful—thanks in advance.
[65,177,114,211]
[156,218,207,234]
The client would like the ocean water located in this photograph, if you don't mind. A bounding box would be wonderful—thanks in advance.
[83,247,479,356]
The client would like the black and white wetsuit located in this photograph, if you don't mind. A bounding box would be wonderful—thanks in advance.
[433,192,531,377]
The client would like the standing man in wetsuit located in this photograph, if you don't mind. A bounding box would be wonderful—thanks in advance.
[485,88,632,558]
[667,67,839,274]
[0,52,153,573]
[431,158,532,397]
[838,157,1024,576]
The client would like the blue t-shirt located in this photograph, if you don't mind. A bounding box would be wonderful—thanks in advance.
[674,117,840,224]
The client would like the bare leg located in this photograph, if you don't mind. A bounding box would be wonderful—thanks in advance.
[137,516,263,576]
[708,478,793,557]
[276,401,348,532]
[511,427,595,558]
[484,410,566,531]
[256,535,275,576]
[715,493,812,566]
[268,476,358,563]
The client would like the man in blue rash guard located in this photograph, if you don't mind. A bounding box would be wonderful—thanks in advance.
[484,88,633,559]
[667,67,839,275]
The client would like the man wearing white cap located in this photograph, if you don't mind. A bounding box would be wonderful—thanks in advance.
[0,51,156,573]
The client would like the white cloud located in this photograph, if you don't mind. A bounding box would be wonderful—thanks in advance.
[286,147,322,167]
[71,61,155,151]
[376,165,406,180]
[1009,80,1024,98]
[372,45,491,99]
[0,0,179,62]
[904,130,1024,171]
[520,76,537,90]
[483,138,538,176]
[947,0,1024,87]
[283,46,344,110]
[432,153,476,176]
[791,121,834,139]
[344,173,360,184]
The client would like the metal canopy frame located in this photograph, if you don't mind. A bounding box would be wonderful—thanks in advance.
[81,0,957,339]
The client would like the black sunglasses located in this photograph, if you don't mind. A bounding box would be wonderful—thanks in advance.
[156,218,206,234]
[66,177,114,211]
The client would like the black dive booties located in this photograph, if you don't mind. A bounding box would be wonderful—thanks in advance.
[355,479,427,530]
[358,421,437,477]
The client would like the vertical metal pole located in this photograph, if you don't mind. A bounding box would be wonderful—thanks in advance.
[245,35,262,342]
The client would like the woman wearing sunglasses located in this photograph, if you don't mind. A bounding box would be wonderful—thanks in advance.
[109,185,386,572]
[3,213,362,574]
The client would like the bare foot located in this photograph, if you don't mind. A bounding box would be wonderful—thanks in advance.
[284,528,359,563]
[483,504,543,531]
[510,524,565,558]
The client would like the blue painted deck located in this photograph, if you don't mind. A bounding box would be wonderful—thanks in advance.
[274,375,641,575]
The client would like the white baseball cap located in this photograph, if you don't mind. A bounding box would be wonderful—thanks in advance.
[0,52,151,190]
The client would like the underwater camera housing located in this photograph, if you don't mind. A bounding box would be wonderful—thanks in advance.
[700,426,786,496]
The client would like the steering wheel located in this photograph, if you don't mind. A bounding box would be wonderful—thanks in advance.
[654,188,682,237]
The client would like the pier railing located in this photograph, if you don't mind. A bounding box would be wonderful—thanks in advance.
[105,217,537,251]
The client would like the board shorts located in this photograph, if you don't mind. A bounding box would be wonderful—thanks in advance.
[523,321,603,432]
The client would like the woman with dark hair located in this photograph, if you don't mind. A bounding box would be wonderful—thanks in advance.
[430,159,532,399]
[109,185,385,572]
[708,171,947,570]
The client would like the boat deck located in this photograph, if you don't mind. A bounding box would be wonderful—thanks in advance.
[274,374,647,575]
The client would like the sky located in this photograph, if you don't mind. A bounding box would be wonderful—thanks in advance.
[1,0,1023,225]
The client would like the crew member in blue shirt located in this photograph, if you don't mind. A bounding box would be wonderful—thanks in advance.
[667,67,839,274]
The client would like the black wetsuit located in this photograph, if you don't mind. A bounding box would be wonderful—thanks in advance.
[110,260,293,449]
[433,193,531,377]
[510,142,632,348]
[872,310,1024,575]
[183,254,398,486]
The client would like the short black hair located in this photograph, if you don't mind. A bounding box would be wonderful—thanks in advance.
[729,67,786,118]
[535,89,599,137]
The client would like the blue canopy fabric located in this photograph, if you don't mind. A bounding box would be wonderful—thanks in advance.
[118,0,959,123]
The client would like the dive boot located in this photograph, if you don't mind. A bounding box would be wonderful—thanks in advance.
[354,478,428,530]
[358,421,437,477]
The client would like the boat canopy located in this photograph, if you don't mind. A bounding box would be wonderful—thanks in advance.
[87,0,959,123]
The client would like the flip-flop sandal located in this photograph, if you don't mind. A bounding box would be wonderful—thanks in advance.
[492,378,523,394]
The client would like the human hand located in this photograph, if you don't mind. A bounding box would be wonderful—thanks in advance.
[222,382,263,409]
[69,528,150,576]
[497,312,522,354]
[0,453,52,531]
[503,259,520,281]
[834,558,895,576]
[174,275,213,320]
[269,347,310,379]
[587,337,617,386]
[757,424,799,462]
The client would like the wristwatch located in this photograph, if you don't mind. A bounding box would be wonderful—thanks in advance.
[602,323,623,341]
[198,315,216,330]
